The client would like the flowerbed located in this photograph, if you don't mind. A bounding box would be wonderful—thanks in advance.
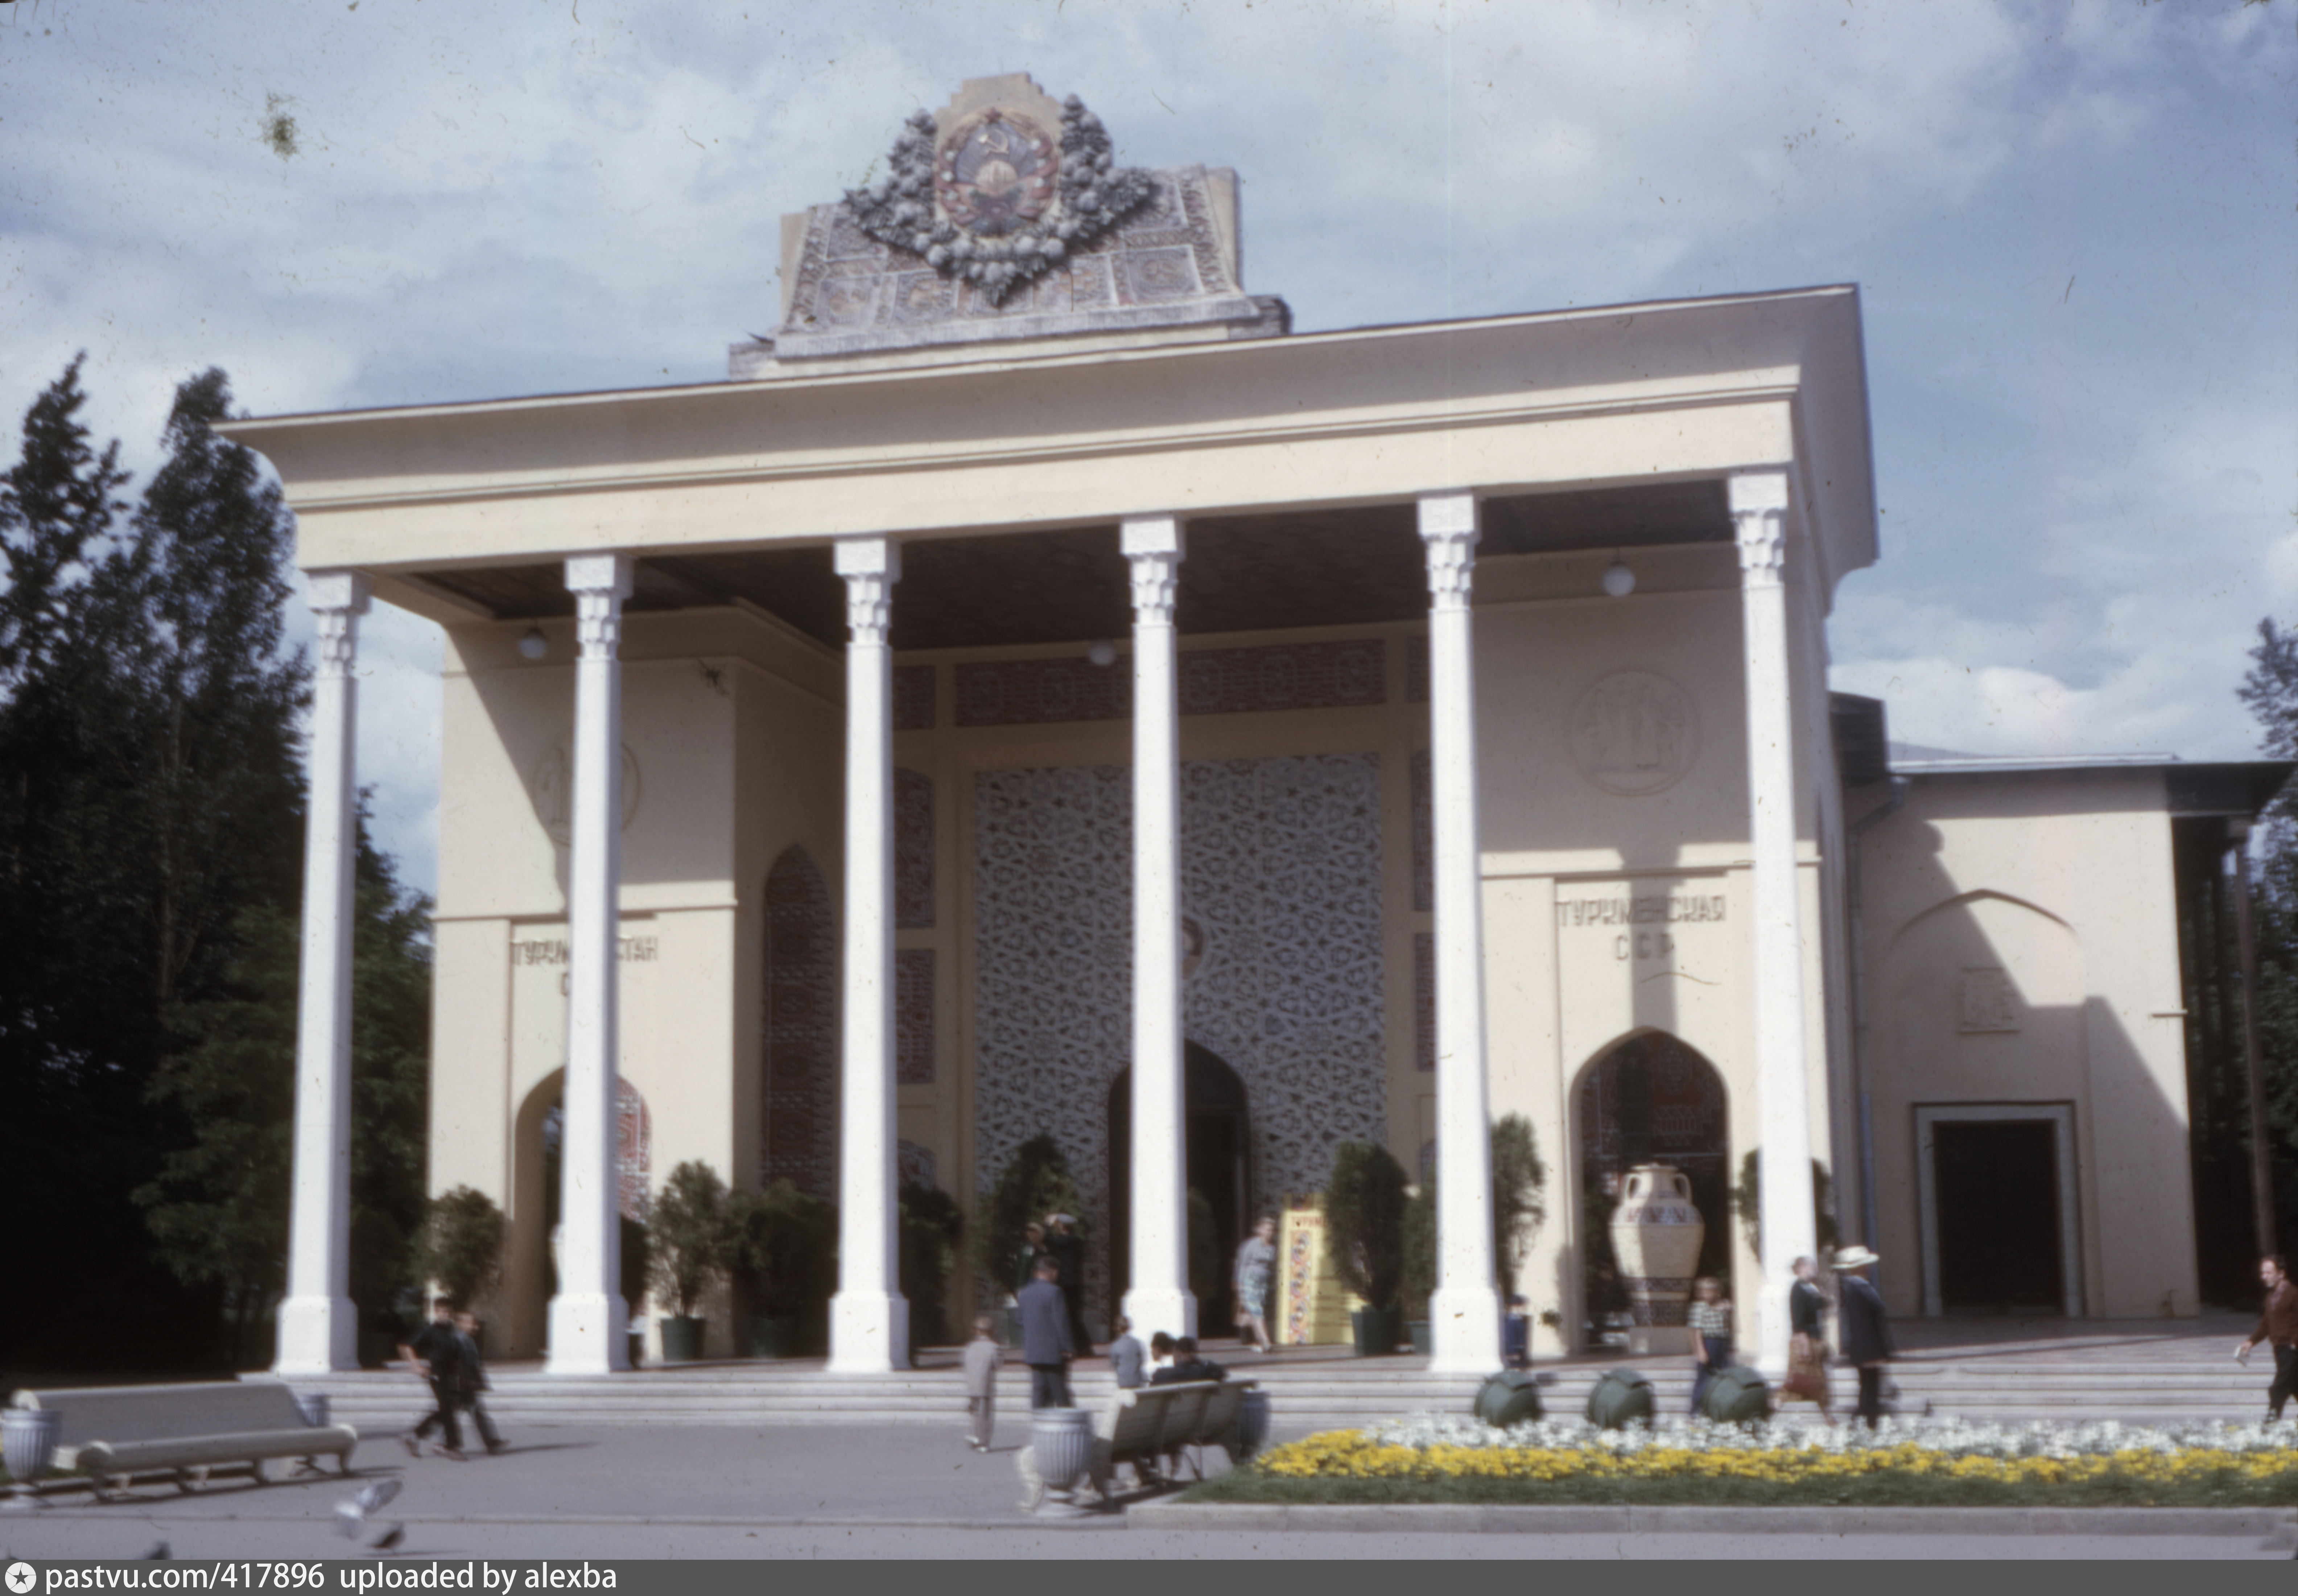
[1189,1415,2298,1508]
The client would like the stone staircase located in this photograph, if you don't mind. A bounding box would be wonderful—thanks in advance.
[263,1336,2282,1437]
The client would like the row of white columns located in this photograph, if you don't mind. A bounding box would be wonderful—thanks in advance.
[275,472,1815,1377]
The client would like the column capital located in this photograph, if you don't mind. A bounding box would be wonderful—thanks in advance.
[1122,516,1186,626]
[835,537,902,645]
[1418,491,1480,609]
[1729,471,1790,585]
[305,569,371,616]
[565,553,635,599]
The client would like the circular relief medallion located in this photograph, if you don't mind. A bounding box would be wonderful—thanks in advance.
[529,743,643,846]
[1570,670,1699,797]
[935,108,1056,237]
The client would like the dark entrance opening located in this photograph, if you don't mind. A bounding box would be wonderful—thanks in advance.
[1934,1119,2063,1313]
[1109,1044,1249,1332]
[1577,1033,1731,1348]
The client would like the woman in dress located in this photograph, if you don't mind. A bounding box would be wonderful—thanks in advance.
[1785,1253,1836,1421]
[1233,1215,1278,1353]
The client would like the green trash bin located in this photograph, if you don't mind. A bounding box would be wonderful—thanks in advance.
[1697,1365,1771,1424]
[1473,1370,1544,1428]
[1585,1367,1655,1428]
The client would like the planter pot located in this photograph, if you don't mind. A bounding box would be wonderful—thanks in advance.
[1407,1318,1432,1355]
[1030,1407,1095,1517]
[1697,1365,1771,1425]
[1350,1306,1398,1357]
[3,1407,62,1483]
[747,1315,800,1360]
[1585,1367,1656,1429]
[1608,1164,1705,1356]
[1235,1389,1272,1458]
[659,1315,706,1363]
[1473,1371,1544,1428]
[292,1394,330,1429]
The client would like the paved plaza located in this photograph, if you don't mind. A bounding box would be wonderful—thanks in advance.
[4,1418,2294,1562]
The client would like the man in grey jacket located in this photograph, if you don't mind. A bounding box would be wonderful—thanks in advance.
[1016,1255,1075,1409]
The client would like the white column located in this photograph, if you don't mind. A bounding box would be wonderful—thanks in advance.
[547,554,632,1374]
[1420,491,1502,1372]
[275,570,370,1375]
[1733,470,1817,1376]
[829,536,909,1372]
[1120,515,1197,1345]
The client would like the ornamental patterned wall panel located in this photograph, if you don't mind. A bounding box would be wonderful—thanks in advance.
[954,640,1388,727]
[972,754,1388,1319]
[1178,640,1385,716]
[616,1081,651,1222]
[896,948,935,1086]
[1414,931,1435,1073]
[893,665,936,731]
[895,769,935,929]
[1407,634,1429,703]
[955,659,1129,726]
[762,845,837,1198]
[1410,748,1432,914]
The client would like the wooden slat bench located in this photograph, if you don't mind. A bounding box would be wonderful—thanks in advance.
[1016,1380,1255,1510]
[7,1381,359,1496]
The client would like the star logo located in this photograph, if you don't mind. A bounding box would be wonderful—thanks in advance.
[7,1560,37,1594]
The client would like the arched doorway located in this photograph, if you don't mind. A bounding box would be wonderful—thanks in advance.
[1107,1043,1250,1332]
[512,1071,652,1356]
[1576,1032,1730,1348]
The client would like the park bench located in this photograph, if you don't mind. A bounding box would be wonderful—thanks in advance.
[1016,1379,1257,1510]
[7,1380,359,1496]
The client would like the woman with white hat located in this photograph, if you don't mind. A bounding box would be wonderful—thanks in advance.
[1832,1245,1892,1428]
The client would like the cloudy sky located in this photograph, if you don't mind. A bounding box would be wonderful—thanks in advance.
[3,0,2291,894]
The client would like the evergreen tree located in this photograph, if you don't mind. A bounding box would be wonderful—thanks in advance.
[0,357,430,1370]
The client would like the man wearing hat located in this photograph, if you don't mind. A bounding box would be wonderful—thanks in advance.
[1833,1245,1893,1428]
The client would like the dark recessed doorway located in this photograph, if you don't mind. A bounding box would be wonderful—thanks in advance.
[1933,1119,2065,1314]
[1108,1044,1250,1333]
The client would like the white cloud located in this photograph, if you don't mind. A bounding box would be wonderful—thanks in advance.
[3,0,2292,890]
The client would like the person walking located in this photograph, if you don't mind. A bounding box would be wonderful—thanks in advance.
[1833,1245,1893,1429]
[450,1310,507,1456]
[1108,1314,1147,1390]
[1016,1255,1075,1409]
[962,1314,1003,1450]
[1233,1216,1277,1353]
[1782,1254,1836,1421]
[2235,1254,2298,1422]
[1686,1277,1731,1415]
[397,1300,470,1460]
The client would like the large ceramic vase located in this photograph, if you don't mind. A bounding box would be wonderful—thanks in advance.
[1030,1407,1094,1516]
[1607,1163,1705,1355]
[3,1407,62,1483]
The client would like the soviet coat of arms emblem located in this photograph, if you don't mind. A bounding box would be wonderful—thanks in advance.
[845,90,1154,306]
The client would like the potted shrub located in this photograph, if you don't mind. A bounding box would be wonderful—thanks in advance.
[970,1134,1084,1336]
[646,1160,735,1362]
[412,1186,505,1328]
[731,1180,836,1358]
[1323,1139,1407,1355]
[1401,1183,1436,1355]
[898,1184,964,1356]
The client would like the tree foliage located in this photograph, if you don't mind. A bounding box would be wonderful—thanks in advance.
[645,1160,735,1320]
[1323,1139,1408,1310]
[410,1186,506,1311]
[970,1133,1084,1297]
[0,356,430,1370]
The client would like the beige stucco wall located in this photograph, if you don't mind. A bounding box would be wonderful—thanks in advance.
[1856,768,2198,1320]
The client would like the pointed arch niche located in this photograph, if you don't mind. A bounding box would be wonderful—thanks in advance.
[1574,1032,1733,1343]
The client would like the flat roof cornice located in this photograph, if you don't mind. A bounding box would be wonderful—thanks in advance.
[220,283,1877,596]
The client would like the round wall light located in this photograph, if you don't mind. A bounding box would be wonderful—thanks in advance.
[1601,562,1637,599]
[518,627,549,660]
[1087,640,1117,667]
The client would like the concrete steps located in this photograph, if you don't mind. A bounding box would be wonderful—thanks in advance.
[266,1352,2284,1435]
